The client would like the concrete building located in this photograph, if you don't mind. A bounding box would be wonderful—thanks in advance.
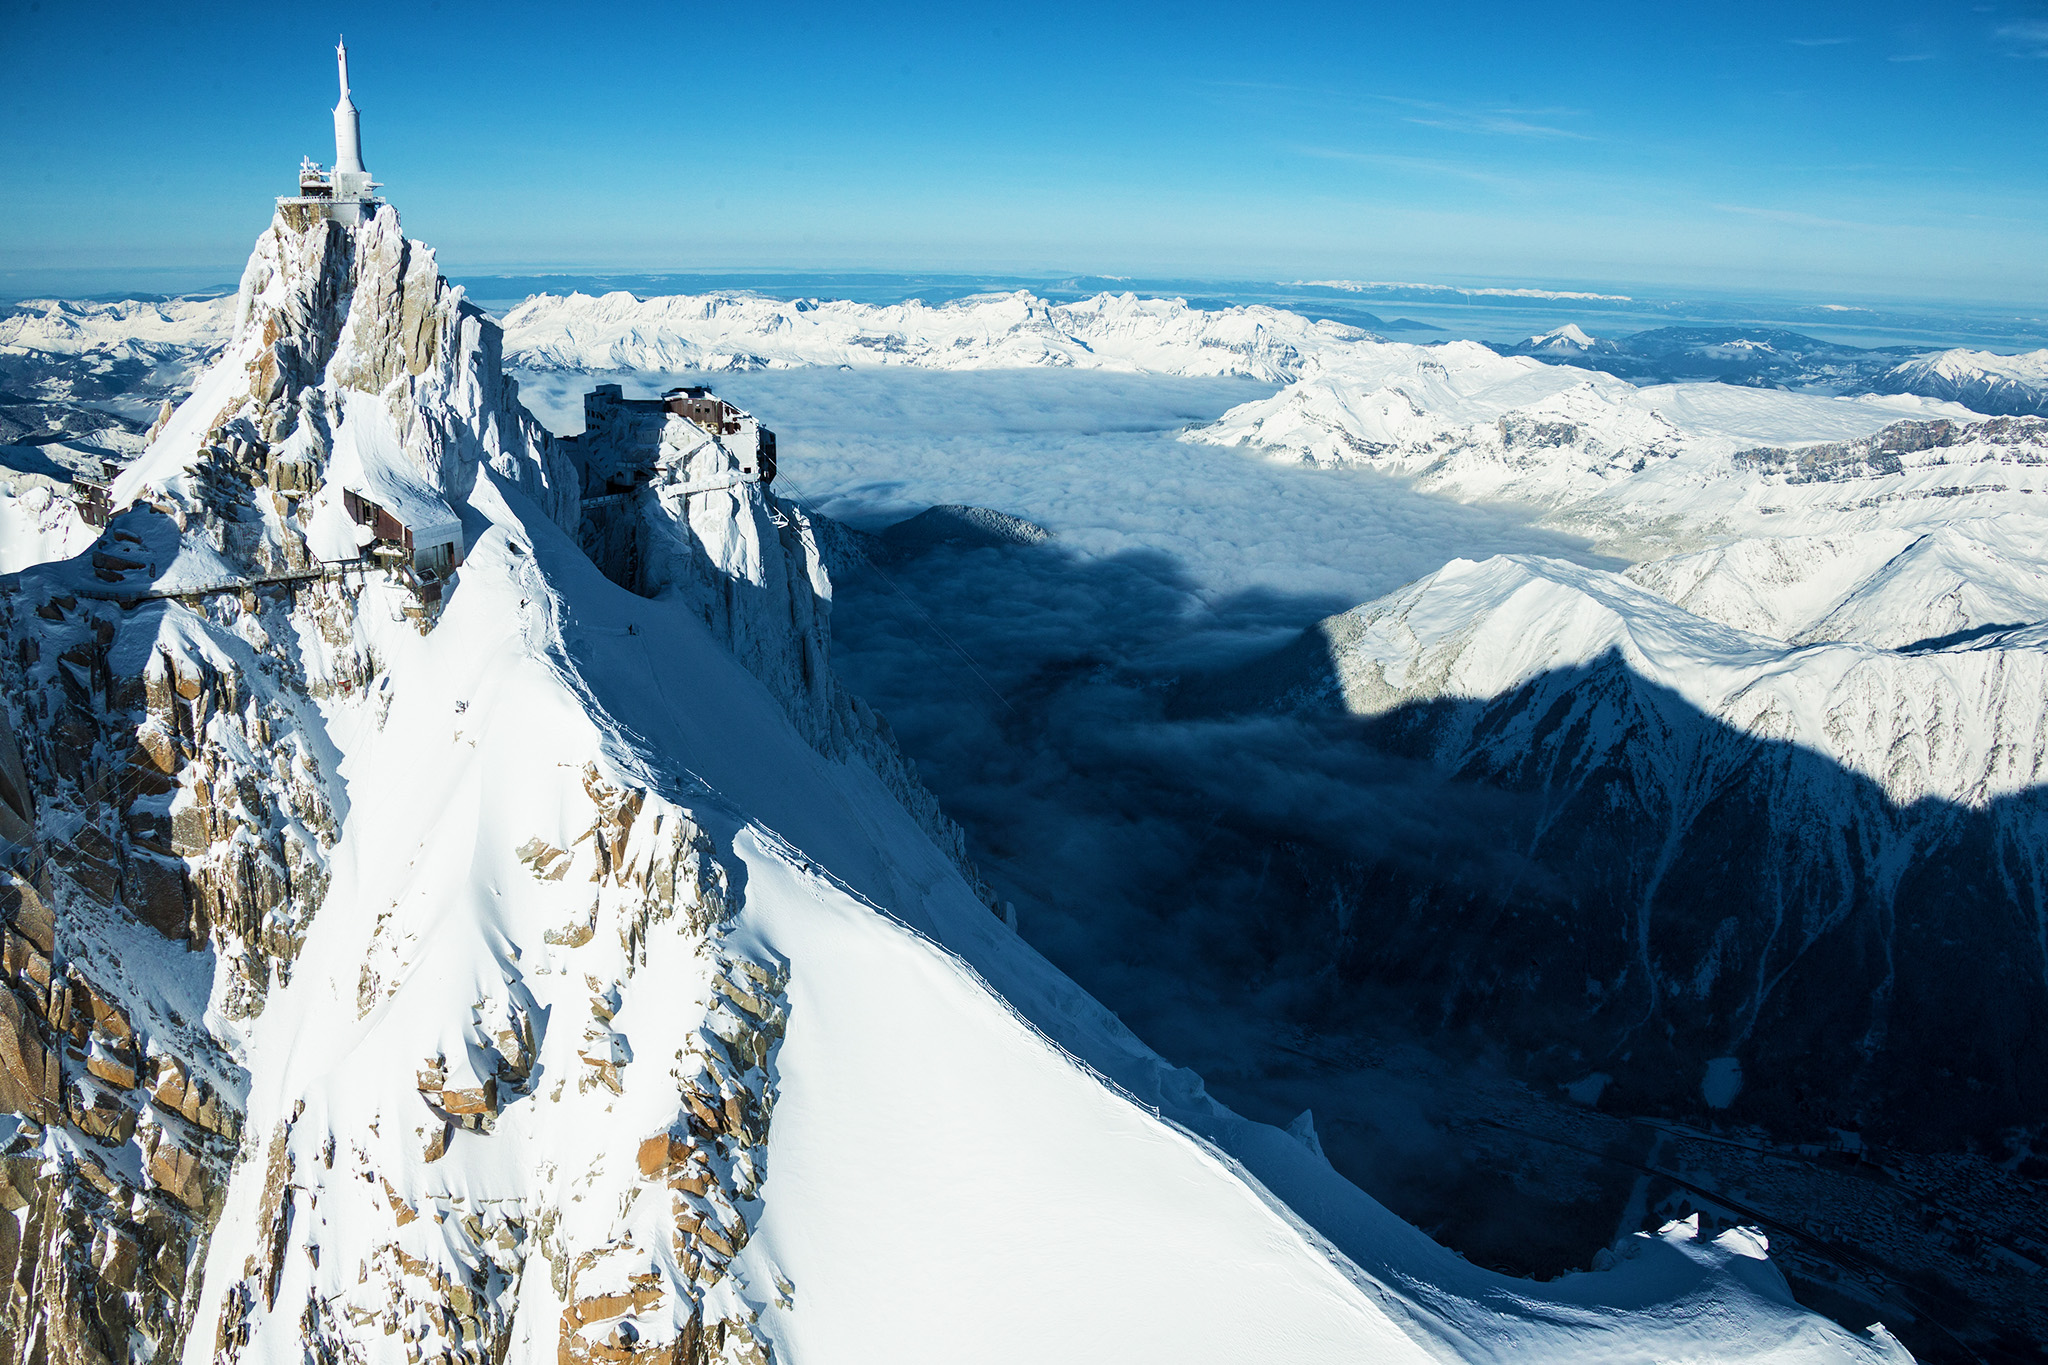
[341,488,462,579]
[338,448,464,606]
[564,383,781,592]
[661,387,778,483]
[568,383,779,492]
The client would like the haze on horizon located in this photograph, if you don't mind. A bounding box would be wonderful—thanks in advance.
[3,0,2045,305]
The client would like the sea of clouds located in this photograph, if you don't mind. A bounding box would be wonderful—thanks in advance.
[515,366,1631,1264]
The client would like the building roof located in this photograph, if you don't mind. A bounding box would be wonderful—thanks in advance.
[326,393,464,548]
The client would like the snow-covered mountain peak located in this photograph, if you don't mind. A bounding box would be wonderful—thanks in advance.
[110,203,579,558]
[1523,322,1598,352]
[0,295,237,360]
[1874,345,2048,416]
[1314,549,2048,806]
[1888,346,2048,385]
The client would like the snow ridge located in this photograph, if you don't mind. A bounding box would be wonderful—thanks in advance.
[1874,346,2048,416]
[1290,279,1634,302]
[0,295,236,362]
[1188,344,2048,1167]
[501,289,1377,380]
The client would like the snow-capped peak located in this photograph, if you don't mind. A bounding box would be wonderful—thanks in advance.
[1524,322,1598,351]
[1874,345,2048,416]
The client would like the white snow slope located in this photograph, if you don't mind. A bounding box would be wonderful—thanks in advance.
[0,295,236,361]
[1187,339,1978,512]
[0,219,1913,1361]
[0,475,91,574]
[228,481,1894,1364]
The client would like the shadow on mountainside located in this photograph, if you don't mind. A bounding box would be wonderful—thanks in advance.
[815,510,2048,1364]
[1180,637,2048,1147]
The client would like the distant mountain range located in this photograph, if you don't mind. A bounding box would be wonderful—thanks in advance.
[1502,323,2048,415]
[1183,338,2048,1155]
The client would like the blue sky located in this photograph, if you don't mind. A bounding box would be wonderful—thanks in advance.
[2,0,2045,301]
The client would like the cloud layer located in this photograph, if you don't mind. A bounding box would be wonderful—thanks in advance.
[515,365,1637,1268]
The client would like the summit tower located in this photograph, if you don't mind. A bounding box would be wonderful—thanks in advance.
[281,38,385,226]
[332,38,366,177]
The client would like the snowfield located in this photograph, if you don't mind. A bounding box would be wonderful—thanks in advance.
[1179,341,2048,808]
[1185,339,1977,506]
[1302,552,2048,809]
[0,474,92,574]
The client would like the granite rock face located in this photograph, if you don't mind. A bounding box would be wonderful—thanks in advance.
[568,398,995,909]
[0,208,799,1365]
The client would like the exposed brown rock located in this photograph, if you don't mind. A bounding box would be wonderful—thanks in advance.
[84,1048,138,1091]
[0,985,59,1123]
[636,1131,687,1179]
[123,853,192,940]
[0,710,34,845]
[0,876,52,955]
[381,1178,417,1227]
[51,840,119,903]
[70,1082,137,1146]
[97,1225,142,1293]
[1,930,51,997]
[133,721,179,775]
[517,837,571,881]
[144,1131,212,1212]
[440,1079,497,1118]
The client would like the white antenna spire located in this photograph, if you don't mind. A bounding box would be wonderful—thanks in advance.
[284,35,384,225]
[332,36,365,176]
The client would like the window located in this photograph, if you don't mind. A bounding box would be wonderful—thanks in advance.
[417,541,454,577]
